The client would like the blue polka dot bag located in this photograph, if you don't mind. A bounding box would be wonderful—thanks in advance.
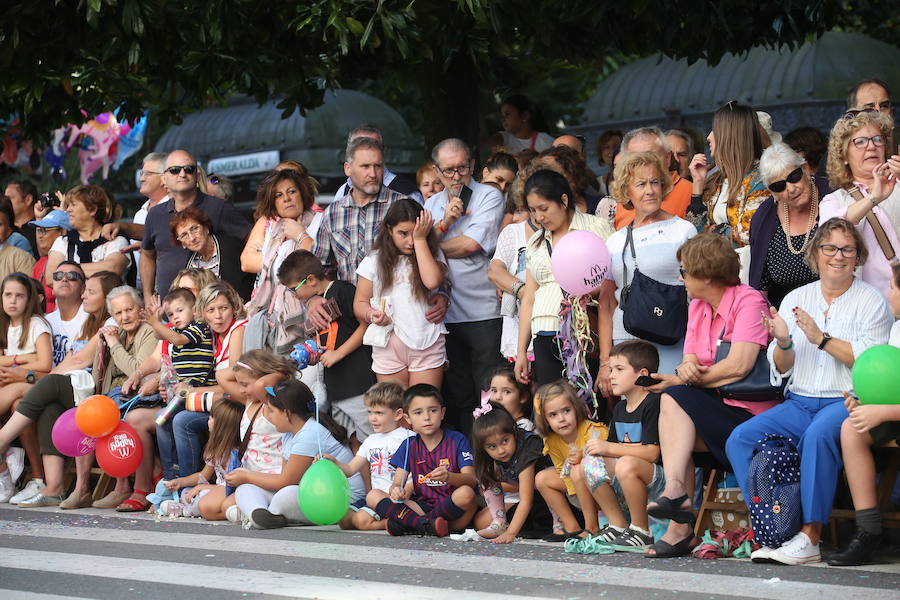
[746,435,802,549]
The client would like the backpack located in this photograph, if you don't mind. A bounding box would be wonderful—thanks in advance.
[746,434,802,548]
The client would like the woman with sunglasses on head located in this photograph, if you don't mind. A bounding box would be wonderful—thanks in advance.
[749,143,830,308]
[819,111,899,297]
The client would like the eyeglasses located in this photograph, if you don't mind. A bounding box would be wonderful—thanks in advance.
[52,271,84,282]
[767,167,805,193]
[678,267,687,278]
[139,169,162,178]
[36,227,62,235]
[208,173,219,185]
[818,244,858,258]
[438,164,471,177]
[849,135,885,149]
[292,278,308,292]
[176,224,205,242]
[843,108,879,120]
[165,165,198,176]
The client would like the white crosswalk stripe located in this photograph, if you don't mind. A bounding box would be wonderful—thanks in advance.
[0,511,897,600]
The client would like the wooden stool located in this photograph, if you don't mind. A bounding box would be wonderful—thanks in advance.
[695,469,750,535]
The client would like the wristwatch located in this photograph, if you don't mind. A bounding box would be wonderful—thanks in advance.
[26,370,35,384]
[817,332,832,350]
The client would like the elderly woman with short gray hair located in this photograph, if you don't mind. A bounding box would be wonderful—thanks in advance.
[748,142,829,308]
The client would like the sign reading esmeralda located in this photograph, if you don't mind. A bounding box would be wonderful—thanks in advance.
[207,150,280,176]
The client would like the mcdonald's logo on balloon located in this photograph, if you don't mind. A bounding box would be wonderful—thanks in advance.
[96,421,143,477]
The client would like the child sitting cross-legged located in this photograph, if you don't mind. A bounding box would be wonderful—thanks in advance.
[578,340,664,549]
[371,384,478,537]
[324,381,414,530]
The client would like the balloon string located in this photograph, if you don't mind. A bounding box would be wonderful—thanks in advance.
[119,395,142,420]
[314,395,323,460]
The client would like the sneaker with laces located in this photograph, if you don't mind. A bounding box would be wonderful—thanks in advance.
[611,526,654,549]
[250,508,287,529]
[0,469,15,503]
[751,546,775,563]
[5,448,25,484]
[160,500,188,517]
[10,478,45,504]
[768,532,820,565]
[386,519,417,536]
[225,504,244,523]
[595,525,625,543]
[419,516,449,538]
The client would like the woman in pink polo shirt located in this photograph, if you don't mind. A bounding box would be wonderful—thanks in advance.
[642,233,773,558]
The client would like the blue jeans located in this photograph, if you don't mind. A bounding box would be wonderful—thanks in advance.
[725,392,847,525]
[156,409,209,479]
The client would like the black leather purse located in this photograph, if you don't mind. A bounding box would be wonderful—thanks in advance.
[619,225,688,346]
[714,328,786,402]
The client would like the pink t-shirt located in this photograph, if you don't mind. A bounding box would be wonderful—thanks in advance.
[683,284,775,415]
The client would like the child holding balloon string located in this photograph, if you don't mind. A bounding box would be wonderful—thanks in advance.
[226,378,365,529]
[829,264,900,566]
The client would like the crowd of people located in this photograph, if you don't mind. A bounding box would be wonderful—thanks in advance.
[0,81,898,569]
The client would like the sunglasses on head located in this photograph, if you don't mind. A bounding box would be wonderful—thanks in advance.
[208,173,219,185]
[165,165,197,176]
[52,270,84,282]
[767,167,804,193]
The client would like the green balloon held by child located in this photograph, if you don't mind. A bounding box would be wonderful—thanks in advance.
[851,345,900,405]
[298,459,351,525]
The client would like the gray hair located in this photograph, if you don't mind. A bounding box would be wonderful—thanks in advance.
[759,142,806,185]
[347,125,383,144]
[105,285,143,312]
[664,129,694,155]
[430,138,471,164]
[142,152,168,170]
[345,137,385,164]
[621,126,670,154]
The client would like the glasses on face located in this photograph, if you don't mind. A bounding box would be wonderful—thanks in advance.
[165,165,198,176]
[292,278,308,292]
[139,169,162,178]
[176,224,204,242]
[438,164,471,177]
[767,167,805,193]
[36,226,62,235]
[849,135,885,149]
[52,270,84,282]
[678,267,687,278]
[818,244,858,258]
[208,173,219,185]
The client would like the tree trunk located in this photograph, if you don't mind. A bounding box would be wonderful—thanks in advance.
[417,53,482,160]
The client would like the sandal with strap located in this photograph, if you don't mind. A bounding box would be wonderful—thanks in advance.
[647,494,694,524]
[644,532,700,558]
[116,489,151,512]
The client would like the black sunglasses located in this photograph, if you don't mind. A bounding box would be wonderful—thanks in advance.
[165,165,198,175]
[52,271,84,282]
[767,167,804,193]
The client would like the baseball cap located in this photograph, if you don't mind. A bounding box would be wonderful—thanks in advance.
[29,210,72,231]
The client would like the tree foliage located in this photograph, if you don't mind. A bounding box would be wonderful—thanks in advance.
[0,1,890,145]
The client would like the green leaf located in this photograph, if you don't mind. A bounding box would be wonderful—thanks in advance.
[346,16,364,36]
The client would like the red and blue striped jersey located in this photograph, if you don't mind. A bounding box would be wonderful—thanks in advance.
[390,428,474,502]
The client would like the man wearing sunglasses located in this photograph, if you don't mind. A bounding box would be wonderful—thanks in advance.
[140,149,250,298]
[45,261,88,366]
[846,78,892,116]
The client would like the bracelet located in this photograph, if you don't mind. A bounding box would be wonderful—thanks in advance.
[776,337,793,351]
[438,220,448,233]
[297,232,311,243]
[511,280,525,299]
[869,195,881,208]
[12,355,18,367]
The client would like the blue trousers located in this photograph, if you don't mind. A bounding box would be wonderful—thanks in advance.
[725,392,847,525]
[155,409,209,479]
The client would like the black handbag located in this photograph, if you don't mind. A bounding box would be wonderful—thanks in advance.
[714,327,786,402]
[619,225,688,346]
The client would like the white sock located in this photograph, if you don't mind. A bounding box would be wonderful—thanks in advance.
[629,524,651,537]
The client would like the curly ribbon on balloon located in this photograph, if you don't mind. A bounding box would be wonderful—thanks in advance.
[556,293,597,418]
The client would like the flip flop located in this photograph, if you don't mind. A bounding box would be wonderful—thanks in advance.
[644,532,700,558]
[647,494,694,524]
[116,489,151,512]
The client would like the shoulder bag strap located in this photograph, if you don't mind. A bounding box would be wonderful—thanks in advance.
[237,403,264,460]
[622,225,638,285]
[848,186,898,264]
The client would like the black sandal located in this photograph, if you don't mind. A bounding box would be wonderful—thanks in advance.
[542,528,584,543]
[644,532,699,558]
[647,494,694,524]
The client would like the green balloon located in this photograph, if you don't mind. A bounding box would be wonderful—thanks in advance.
[852,344,900,405]
[298,459,351,525]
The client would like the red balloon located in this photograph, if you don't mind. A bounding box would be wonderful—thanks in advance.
[96,421,143,477]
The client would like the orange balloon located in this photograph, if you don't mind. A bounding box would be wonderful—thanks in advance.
[75,395,120,438]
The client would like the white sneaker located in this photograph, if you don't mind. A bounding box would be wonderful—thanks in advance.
[769,532,821,565]
[159,500,187,517]
[751,546,775,563]
[0,469,15,503]
[5,448,24,483]
[9,478,45,504]
[225,504,244,523]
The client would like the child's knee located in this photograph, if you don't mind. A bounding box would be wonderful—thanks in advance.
[614,455,644,480]
[352,509,373,529]
[535,467,560,490]
[452,485,477,508]
[840,418,873,448]
[366,488,388,508]
[569,463,585,484]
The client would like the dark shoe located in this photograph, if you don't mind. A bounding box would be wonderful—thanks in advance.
[827,529,883,566]
[542,528,584,543]
[386,519,417,536]
[644,532,699,558]
[647,494,694,524]
[419,517,449,538]
[250,508,287,529]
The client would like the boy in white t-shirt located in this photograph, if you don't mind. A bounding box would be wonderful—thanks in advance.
[325,381,413,530]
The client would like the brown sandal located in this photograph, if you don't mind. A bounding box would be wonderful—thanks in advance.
[92,490,132,509]
[115,489,151,512]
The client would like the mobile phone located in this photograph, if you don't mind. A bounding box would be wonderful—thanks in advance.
[457,185,473,212]
[635,375,661,387]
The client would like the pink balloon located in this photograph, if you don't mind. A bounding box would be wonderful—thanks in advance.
[550,230,611,296]
[51,407,97,457]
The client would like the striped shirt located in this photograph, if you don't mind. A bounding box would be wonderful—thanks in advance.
[166,321,216,386]
[769,277,893,398]
[313,185,406,283]
[390,429,474,507]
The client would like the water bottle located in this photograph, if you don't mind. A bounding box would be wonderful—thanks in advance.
[155,354,183,426]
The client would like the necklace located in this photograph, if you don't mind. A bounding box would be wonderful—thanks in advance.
[781,178,818,255]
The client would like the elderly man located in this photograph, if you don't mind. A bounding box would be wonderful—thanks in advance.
[665,129,694,178]
[140,149,250,297]
[335,125,421,203]
[425,138,505,435]
[846,78,892,116]
[613,126,692,230]
[553,134,587,157]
